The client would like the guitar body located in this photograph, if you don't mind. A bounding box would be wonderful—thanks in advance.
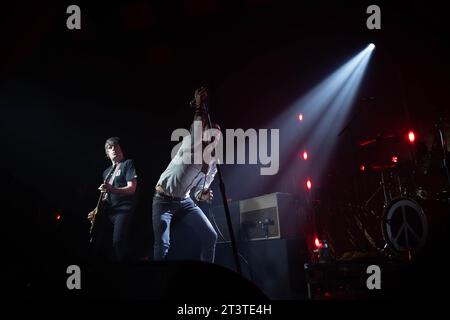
[89,163,117,243]
[89,206,98,231]
[89,206,100,243]
[89,195,106,243]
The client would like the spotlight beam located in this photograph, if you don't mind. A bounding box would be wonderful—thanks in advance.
[274,44,375,191]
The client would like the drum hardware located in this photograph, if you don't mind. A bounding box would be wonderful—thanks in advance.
[359,169,430,258]
[331,120,449,260]
[381,197,429,256]
[352,134,427,258]
[435,118,450,188]
[364,168,404,211]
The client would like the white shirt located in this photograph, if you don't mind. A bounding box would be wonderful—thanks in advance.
[156,134,218,199]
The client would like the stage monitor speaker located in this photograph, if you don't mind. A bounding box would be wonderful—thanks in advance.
[215,239,308,299]
[239,192,302,240]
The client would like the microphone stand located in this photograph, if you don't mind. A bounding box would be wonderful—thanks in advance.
[202,101,242,275]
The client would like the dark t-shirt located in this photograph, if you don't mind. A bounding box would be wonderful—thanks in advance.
[102,159,138,211]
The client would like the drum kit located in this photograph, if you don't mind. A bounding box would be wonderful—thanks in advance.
[352,122,450,259]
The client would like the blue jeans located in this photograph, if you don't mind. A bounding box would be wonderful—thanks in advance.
[152,192,217,262]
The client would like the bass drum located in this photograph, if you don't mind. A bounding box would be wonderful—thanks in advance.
[381,197,429,254]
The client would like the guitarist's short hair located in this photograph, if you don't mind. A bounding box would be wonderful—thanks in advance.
[104,137,122,155]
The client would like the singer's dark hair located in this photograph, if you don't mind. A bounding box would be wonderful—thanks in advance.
[104,137,122,155]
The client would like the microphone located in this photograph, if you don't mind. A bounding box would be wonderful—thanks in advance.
[190,99,208,109]
[190,86,209,108]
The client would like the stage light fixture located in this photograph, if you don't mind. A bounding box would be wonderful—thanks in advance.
[306,178,312,190]
[302,151,308,160]
[408,131,415,143]
[314,237,322,248]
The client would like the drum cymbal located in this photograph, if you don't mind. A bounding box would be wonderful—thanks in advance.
[359,134,399,147]
[368,164,396,171]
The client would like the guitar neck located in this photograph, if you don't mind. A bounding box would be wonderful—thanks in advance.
[95,163,117,209]
[95,191,105,209]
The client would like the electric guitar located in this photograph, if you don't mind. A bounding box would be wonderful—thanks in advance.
[89,164,117,243]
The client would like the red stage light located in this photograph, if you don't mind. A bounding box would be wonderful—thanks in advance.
[392,156,398,163]
[306,179,312,191]
[302,151,308,160]
[408,131,415,143]
[298,113,304,121]
[314,237,321,248]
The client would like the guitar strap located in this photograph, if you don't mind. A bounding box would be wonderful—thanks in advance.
[103,163,121,202]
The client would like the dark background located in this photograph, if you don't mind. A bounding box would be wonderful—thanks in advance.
[1,0,449,295]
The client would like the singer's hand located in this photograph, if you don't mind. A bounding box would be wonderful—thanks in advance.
[193,86,208,109]
[198,188,213,202]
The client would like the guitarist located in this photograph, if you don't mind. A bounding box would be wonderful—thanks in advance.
[88,137,138,263]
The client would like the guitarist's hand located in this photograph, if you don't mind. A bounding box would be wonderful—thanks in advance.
[87,210,96,223]
[99,183,114,193]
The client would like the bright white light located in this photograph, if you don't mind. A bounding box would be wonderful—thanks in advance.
[250,43,376,194]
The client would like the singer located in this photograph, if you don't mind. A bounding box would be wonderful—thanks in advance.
[88,137,138,263]
[152,87,220,262]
